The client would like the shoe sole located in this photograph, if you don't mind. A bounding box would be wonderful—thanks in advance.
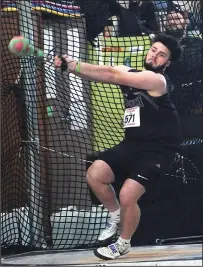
[94,249,113,260]
[93,247,130,260]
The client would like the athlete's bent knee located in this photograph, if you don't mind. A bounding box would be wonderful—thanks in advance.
[86,160,114,185]
[119,180,145,207]
[119,192,136,208]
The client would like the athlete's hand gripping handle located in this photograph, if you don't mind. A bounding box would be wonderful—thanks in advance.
[54,54,77,72]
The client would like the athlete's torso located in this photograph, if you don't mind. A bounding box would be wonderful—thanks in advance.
[120,69,182,151]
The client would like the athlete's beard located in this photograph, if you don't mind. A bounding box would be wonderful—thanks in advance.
[144,56,167,73]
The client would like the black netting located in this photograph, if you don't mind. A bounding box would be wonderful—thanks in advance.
[1,0,202,255]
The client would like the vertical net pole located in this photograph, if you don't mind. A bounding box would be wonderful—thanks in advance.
[16,0,46,248]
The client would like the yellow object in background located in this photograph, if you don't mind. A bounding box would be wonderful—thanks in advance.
[88,35,151,151]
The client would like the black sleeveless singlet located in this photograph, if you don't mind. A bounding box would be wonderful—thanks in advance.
[120,69,182,151]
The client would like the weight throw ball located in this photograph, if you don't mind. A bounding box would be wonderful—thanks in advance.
[8,36,32,57]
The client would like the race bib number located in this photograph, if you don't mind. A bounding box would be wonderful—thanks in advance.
[123,106,140,128]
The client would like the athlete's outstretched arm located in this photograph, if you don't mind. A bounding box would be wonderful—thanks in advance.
[54,55,166,92]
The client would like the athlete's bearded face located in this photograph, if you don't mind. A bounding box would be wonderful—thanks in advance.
[144,42,171,73]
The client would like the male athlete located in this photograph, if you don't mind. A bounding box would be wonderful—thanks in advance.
[54,34,182,260]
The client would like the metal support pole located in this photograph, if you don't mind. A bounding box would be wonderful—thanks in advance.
[16,0,47,248]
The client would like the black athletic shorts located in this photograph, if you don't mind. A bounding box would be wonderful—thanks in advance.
[97,139,176,189]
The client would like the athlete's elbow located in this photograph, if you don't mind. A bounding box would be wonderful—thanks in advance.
[96,71,116,84]
[91,66,120,84]
[101,66,121,84]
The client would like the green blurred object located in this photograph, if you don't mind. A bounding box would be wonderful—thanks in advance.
[47,106,54,117]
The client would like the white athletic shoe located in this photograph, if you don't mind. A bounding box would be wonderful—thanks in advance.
[98,220,119,244]
[94,238,131,260]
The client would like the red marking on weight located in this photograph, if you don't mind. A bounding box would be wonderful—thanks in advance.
[14,42,24,52]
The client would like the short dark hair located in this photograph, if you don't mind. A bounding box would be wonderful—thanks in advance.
[152,34,182,62]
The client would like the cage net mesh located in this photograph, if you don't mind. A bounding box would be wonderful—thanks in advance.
[1,0,202,253]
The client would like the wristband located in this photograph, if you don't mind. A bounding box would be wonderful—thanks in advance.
[75,62,81,73]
